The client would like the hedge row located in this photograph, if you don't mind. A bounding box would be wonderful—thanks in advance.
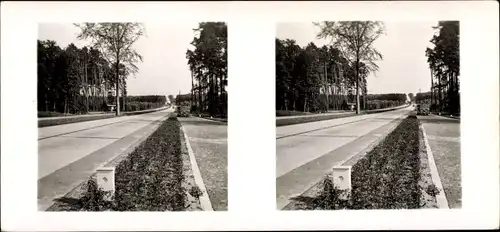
[310,115,423,210]
[366,100,404,111]
[125,95,166,105]
[79,117,186,211]
[123,102,165,112]
[276,110,313,117]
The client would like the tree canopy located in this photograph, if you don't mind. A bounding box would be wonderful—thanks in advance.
[74,23,146,115]
[425,21,460,114]
[186,22,227,118]
[315,21,386,114]
[276,38,372,112]
[38,39,164,114]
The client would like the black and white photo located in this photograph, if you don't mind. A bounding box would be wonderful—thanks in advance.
[37,22,228,211]
[275,21,461,210]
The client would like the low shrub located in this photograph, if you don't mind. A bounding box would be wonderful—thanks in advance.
[314,177,351,210]
[425,184,440,197]
[276,110,312,117]
[188,185,203,199]
[38,111,72,118]
[80,178,114,211]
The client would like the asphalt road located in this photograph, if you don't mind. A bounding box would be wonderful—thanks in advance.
[178,117,228,211]
[276,106,413,209]
[418,114,461,208]
[38,108,173,210]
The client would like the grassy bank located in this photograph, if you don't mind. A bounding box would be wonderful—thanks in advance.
[38,114,116,128]
[287,115,437,210]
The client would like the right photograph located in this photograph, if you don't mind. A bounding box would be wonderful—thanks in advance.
[275,21,461,210]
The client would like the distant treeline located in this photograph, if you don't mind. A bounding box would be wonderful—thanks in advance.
[415,92,432,104]
[366,93,407,102]
[175,93,191,106]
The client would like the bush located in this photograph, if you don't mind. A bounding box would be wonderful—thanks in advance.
[80,178,114,211]
[176,105,190,117]
[188,185,203,199]
[314,177,351,210]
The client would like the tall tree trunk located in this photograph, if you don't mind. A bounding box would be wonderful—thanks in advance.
[115,58,120,116]
[84,60,88,113]
[430,68,434,109]
[324,62,329,112]
[191,71,194,112]
[198,81,202,114]
[304,96,307,112]
[355,60,360,114]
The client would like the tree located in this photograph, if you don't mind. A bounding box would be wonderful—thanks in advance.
[408,93,415,103]
[315,21,386,114]
[167,95,175,105]
[425,21,460,114]
[275,37,365,113]
[74,23,146,116]
[186,22,227,117]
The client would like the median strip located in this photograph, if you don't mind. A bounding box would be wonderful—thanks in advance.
[283,114,443,210]
[45,115,204,211]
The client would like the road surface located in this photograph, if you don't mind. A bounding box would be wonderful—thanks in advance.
[418,114,461,208]
[178,117,228,211]
[38,108,173,211]
[276,106,413,209]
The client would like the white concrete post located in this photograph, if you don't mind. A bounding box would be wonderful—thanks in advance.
[96,167,115,201]
[331,166,352,200]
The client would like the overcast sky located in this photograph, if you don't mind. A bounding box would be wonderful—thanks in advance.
[38,23,199,97]
[39,22,438,97]
[276,22,438,95]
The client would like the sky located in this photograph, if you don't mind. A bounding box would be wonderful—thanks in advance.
[38,22,438,98]
[38,23,199,98]
[276,22,438,95]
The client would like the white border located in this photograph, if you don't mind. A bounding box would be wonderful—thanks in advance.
[1,1,499,230]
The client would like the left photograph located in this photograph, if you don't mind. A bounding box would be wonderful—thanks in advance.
[37,22,228,211]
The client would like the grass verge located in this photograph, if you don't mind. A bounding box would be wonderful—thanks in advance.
[38,114,115,128]
[284,114,440,210]
[276,110,312,117]
[48,116,203,211]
